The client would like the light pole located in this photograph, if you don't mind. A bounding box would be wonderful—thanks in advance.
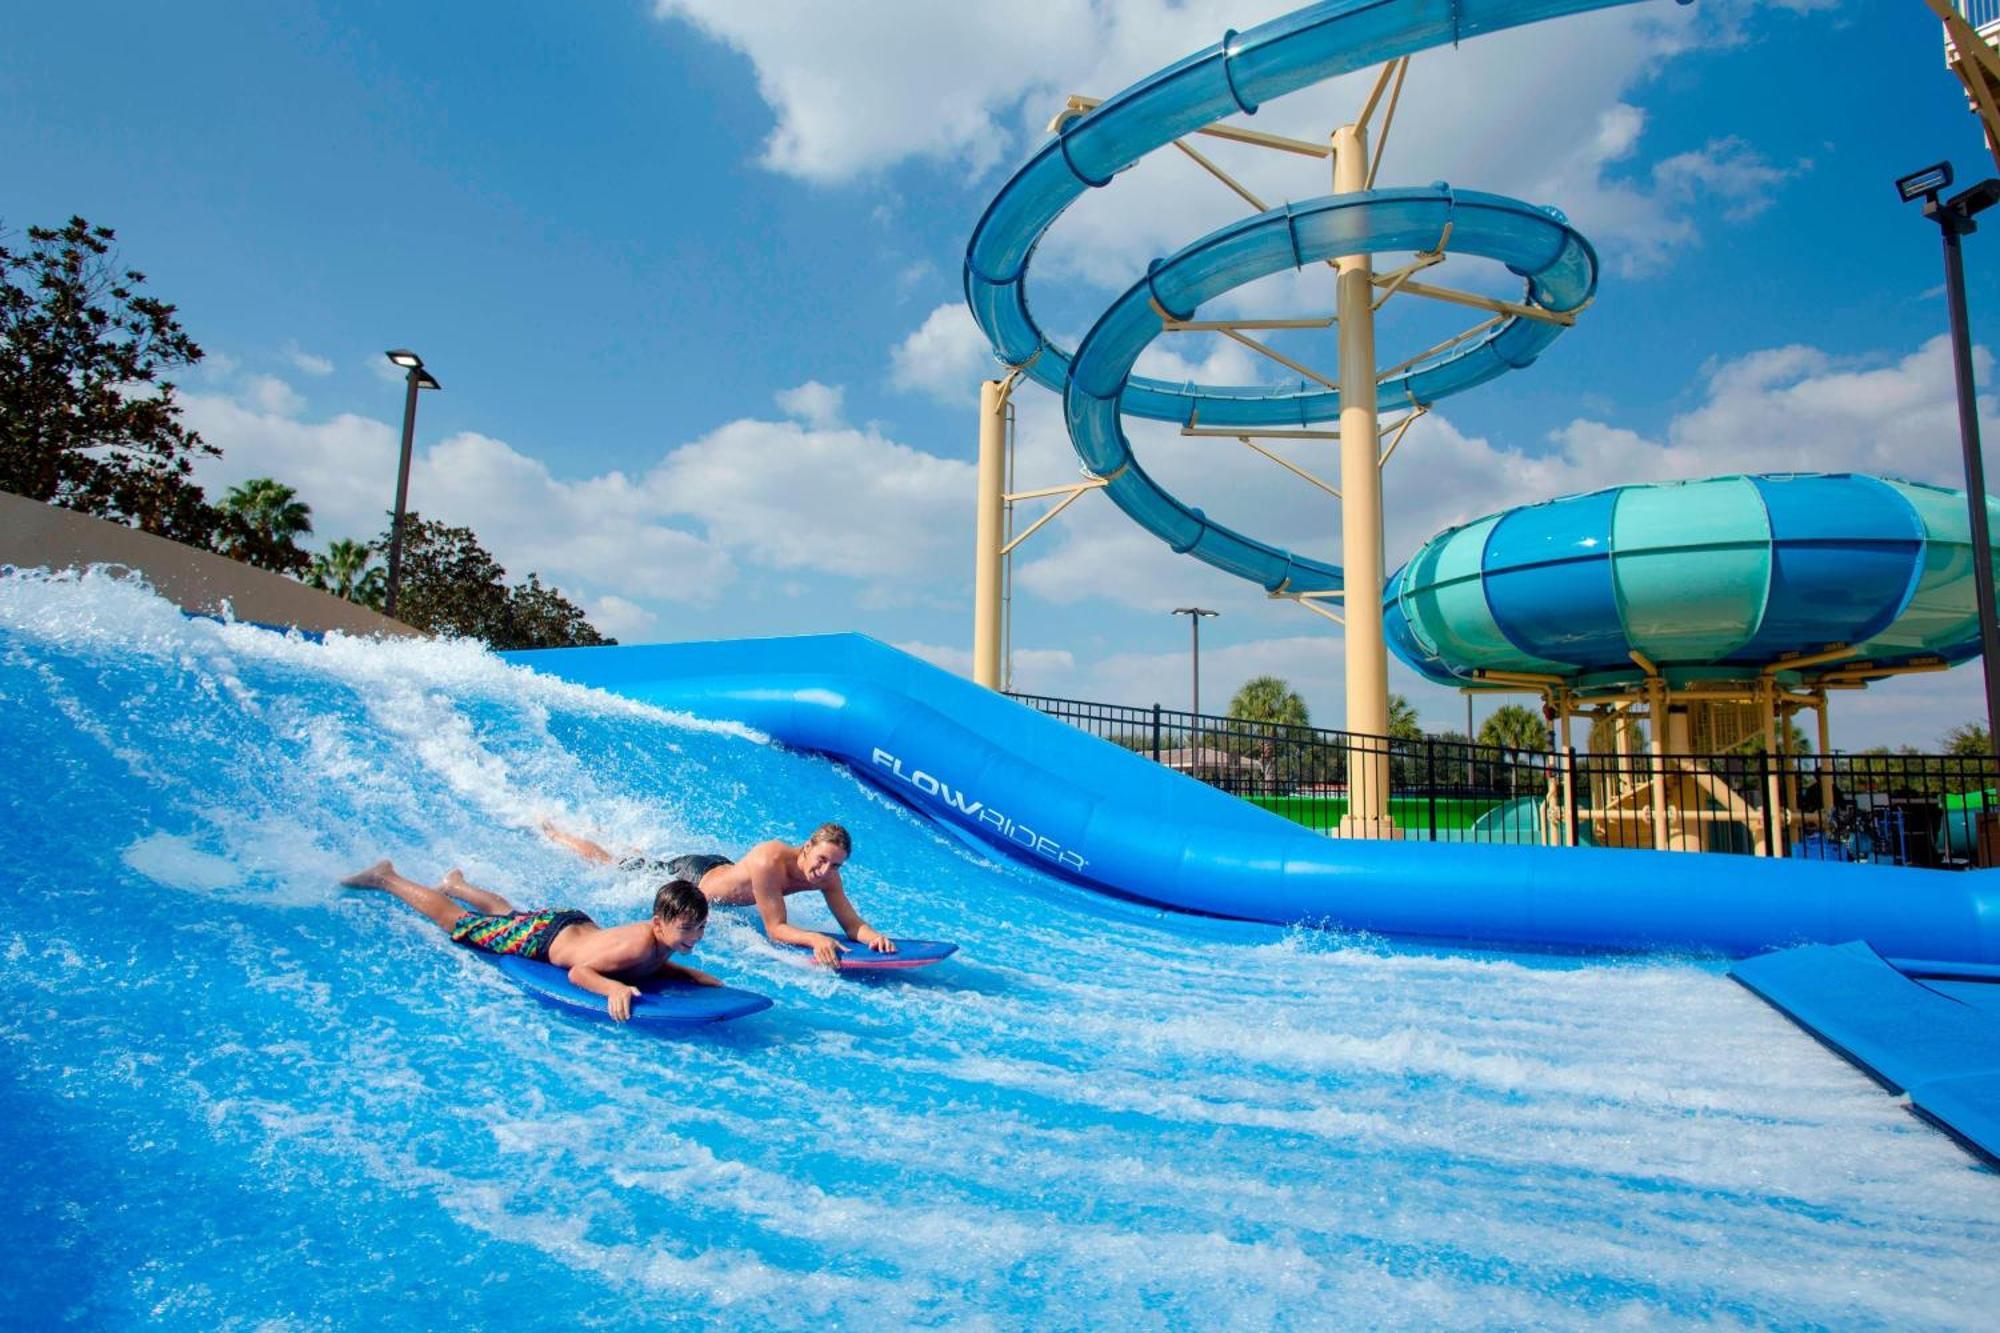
[382,349,441,619]
[1171,607,1218,719]
[1899,162,2000,755]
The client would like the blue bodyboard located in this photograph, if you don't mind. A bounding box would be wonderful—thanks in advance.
[492,954,772,1027]
[780,937,958,971]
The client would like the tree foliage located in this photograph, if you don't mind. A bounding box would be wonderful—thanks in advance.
[218,477,313,575]
[0,216,219,542]
[1943,721,1992,757]
[1227,675,1309,729]
[1478,704,1550,754]
[307,538,385,610]
[379,513,611,649]
[1386,692,1423,743]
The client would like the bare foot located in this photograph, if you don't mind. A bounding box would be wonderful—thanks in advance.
[340,859,396,890]
[441,868,469,891]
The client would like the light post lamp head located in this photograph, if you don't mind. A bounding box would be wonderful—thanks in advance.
[1896,161,1954,206]
[385,349,441,391]
[1899,162,2000,235]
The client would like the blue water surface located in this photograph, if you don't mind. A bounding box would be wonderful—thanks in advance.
[2,570,1996,1329]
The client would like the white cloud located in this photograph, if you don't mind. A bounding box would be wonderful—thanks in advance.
[283,340,334,376]
[648,418,973,585]
[890,302,999,404]
[182,364,994,613]
[659,0,1817,287]
[584,594,662,644]
[894,259,941,299]
[245,374,304,416]
[894,640,1075,681]
[183,394,737,608]
[651,0,1095,182]
[774,379,846,429]
[1000,333,1998,624]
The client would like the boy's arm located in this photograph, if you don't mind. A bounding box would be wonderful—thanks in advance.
[822,878,895,953]
[749,855,848,965]
[566,963,642,1021]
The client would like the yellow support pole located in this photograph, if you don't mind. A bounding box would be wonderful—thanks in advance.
[1332,120,1396,839]
[1815,692,1834,819]
[973,377,1011,690]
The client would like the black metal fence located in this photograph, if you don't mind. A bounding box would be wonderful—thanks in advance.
[1007,692,2000,869]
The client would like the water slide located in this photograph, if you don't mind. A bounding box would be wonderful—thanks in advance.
[965,0,1642,597]
[514,635,2000,963]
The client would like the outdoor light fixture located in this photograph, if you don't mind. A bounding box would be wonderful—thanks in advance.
[1901,159,2000,756]
[1895,161,1954,204]
[382,348,442,619]
[1171,606,1219,721]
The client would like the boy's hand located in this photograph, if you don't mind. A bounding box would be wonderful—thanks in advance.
[807,933,850,966]
[857,928,897,954]
[606,984,642,1022]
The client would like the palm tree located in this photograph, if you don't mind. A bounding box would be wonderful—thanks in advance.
[219,477,313,573]
[1228,675,1310,728]
[307,538,386,610]
[1229,676,1309,789]
[1479,704,1551,755]
[1386,692,1423,742]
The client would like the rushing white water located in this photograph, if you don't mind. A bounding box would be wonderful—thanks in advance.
[2,568,1996,1329]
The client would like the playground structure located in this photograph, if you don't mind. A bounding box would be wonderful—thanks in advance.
[964,0,2000,854]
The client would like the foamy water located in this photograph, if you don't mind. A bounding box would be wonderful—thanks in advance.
[3,568,1996,1328]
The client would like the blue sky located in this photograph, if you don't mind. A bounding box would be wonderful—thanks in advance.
[7,0,1999,749]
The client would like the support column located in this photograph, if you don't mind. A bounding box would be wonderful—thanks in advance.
[1332,121,1397,839]
[1814,692,1834,822]
[973,378,1010,690]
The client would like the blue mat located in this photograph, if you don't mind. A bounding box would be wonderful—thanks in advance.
[1731,941,2000,1165]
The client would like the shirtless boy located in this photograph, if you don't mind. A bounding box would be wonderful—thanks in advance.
[341,860,719,1021]
[542,821,895,966]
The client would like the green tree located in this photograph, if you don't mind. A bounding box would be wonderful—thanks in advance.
[1228,675,1310,728]
[1944,721,1991,757]
[1387,692,1423,742]
[1479,704,1550,754]
[307,538,386,609]
[1228,675,1310,790]
[218,477,313,574]
[504,573,612,649]
[379,512,611,649]
[1,216,220,543]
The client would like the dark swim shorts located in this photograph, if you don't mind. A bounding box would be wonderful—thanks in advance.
[449,908,593,961]
[661,853,732,884]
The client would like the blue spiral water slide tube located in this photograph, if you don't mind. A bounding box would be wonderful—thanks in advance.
[523,0,2000,964]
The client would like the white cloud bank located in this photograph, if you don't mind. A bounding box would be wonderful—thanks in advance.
[1002,333,1997,616]
[658,0,1802,284]
[181,375,975,626]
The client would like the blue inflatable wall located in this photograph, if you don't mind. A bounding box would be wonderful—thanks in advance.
[510,635,2000,964]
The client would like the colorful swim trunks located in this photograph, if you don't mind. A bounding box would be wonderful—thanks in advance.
[449,908,593,961]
